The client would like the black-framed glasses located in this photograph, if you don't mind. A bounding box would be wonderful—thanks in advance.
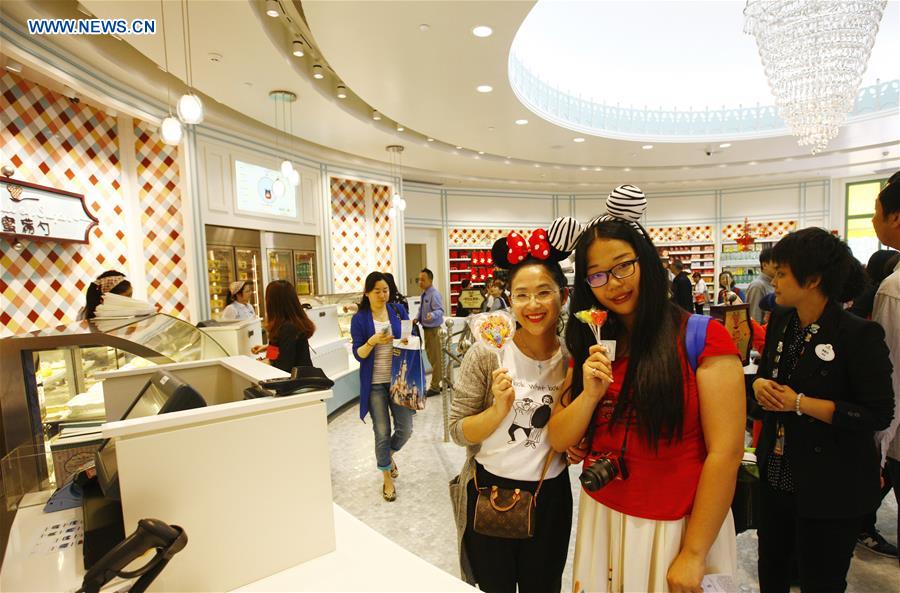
[585,258,639,288]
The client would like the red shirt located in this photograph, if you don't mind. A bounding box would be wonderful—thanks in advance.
[583,319,739,520]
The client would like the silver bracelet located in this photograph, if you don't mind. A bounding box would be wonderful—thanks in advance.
[795,393,804,416]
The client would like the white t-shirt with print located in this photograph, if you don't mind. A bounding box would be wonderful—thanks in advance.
[475,338,569,481]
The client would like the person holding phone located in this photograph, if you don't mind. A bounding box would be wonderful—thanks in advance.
[351,271,413,501]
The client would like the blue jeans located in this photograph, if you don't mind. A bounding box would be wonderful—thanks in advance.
[369,383,414,471]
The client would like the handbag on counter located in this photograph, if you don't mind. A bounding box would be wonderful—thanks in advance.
[472,451,555,540]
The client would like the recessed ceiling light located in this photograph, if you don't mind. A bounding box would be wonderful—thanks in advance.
[4,61,23,73]
[478,151,484,155]
[682,166,691,170]
[472,25,493,38]
[718,164,727,168]
[312,65,324,79]
[719,143,732,148]
[265,0,280,17]
[419,23,430,32]
[455,146,462,150]
[396,125,404,132]
[451,151,458,155]
[372,110,382,120]
[642,144,653,150]
[593,167,603,171]
[504,160,511,165]
[476,85,493,93]
[292,40,305,57]
[533,163,541,168]
[515,119,528,125]
[623,167,631,172]
[474,155,480,159]
[748,161,758,165]
[427,138,434,142]
[573,137,585,143]
[488,126,495,132]
[336,85,347,99]
[580,167,588,171]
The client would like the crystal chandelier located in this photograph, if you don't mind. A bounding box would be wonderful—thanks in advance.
[744,0,887,154]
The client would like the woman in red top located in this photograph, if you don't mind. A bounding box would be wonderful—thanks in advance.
[548,186,746,593]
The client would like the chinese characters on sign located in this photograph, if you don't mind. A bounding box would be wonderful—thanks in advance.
[0,177,97,244]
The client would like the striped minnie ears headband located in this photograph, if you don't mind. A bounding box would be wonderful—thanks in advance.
[546,185,648,253]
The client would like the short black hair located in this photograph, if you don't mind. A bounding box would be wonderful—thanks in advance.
[759,247,774,265]
[879,171,900,216]
[771,227,864,303]
[671,259,684,272]
[421,268,433,281]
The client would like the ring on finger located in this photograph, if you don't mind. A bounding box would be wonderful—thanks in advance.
[592,368,600,378]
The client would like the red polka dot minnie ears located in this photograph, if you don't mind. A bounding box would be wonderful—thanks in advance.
[491,220,574,270]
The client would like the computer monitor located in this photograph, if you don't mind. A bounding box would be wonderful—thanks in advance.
[95,370,206,498]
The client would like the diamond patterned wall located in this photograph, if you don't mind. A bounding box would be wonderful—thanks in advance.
[133,122,189,320]
[1,72,126,337]
[722,219,796,240]
[448,227,538,247]
[371,184,393,273]
[330,177,368,294]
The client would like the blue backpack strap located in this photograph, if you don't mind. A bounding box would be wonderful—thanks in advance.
[685,314,711,373]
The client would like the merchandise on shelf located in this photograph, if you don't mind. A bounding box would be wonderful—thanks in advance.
[656,241,716,298]
[449,247,496,315]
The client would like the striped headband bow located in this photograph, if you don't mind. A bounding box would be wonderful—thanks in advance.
[588,184,648,237]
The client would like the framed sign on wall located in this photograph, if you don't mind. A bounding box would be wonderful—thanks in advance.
[0,176,98,244]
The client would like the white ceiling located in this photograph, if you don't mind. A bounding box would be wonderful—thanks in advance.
[2,0,898,190]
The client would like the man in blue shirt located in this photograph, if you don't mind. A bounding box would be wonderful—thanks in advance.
[415,268,444,396]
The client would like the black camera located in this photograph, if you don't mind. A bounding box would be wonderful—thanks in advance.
[579,452,629,492]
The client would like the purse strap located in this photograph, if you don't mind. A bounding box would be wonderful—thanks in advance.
[473,448,558,501]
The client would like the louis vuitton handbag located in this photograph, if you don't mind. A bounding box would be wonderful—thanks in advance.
[472,451,556,539]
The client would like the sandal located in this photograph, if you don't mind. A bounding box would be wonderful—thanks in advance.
[382,485,396,502]
[390,459,399,479]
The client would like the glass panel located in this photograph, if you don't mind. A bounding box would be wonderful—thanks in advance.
[300,293,359,337]
[268,249,293,284]
[102,314,227,363]
[235,248,262,318]
[293,251,316,296]
[208,246,235,320]
[34,349,75,425]
[846,217,881,263]
[847,181,881,217]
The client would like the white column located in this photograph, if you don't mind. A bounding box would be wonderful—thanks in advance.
[115,115,149,302]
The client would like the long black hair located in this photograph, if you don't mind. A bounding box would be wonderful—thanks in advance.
[84,270,132,320]
[358,271,389,311]
[565,220,687,446]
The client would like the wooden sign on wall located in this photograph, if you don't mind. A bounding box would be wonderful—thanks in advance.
[0,176,98,244]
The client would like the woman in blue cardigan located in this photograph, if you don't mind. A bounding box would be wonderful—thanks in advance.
[351,271,414,502]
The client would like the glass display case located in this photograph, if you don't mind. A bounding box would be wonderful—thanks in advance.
[208,245,263,321]
[268,249,293,283]
[0,314,228,460]
[300,293,360,338]
[235,247,262,317]
[294,251,316,296]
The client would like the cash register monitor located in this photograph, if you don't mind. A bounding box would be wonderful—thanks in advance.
[95,370,207,499]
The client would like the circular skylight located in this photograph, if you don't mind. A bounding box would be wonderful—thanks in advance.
[509,0,900,141]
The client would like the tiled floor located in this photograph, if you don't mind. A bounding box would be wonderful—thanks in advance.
[328,381,899,592]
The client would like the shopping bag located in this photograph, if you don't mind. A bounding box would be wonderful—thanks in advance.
[389,335,426,410]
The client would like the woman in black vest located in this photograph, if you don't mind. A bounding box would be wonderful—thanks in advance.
[753,228,894,593]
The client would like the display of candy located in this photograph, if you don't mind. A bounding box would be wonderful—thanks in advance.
[468,311,516,366]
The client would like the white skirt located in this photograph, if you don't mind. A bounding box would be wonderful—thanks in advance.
[572,491,737,593]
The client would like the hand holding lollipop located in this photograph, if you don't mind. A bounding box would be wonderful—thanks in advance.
[468,311,516,367]
[575,307,616,361]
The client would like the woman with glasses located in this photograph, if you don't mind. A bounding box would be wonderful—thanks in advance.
[717,271,746,305]
[548,186,746,593]
[753,228,893,592]
[350,271,413,502]
[449,225,575,592]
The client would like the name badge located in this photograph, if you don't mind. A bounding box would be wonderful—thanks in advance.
[815,343,835,362]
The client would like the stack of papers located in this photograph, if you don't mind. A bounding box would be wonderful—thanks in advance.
[94,292,155,318]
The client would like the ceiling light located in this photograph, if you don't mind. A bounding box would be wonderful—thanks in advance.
[719,143,732,148]
[336,85,347,99]
[455,146,462,150]
[176,93,204,124]
[593,167,603,171]
[159,116,183,145]
[418,23,430,32]
[748,161,758,165]
[504,160,511,165]
[4,60,23,73]
[396,125,404,132]
[292,40,305,57]
[372,110,381,121]
[265,0,280,18]
[642,144,654,150]
[280,160,293,176]
[515,119,528,125]
[474,155,480,159]
[476,85,493,93]
[533,163,541,168]
[427,138,434,142]
[623,167,631,172]
[272,178,286,198]
[580,166,588,171]
[478,151,484,155]
[312,65,324,79]
[288,169,300,187]
[718,164,727,168]
[472,25,493,37]
[573,137,585,143]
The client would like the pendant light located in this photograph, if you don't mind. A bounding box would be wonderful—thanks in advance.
[176,0,204,125]
[386,145,407,218]
[157,0,182,146]
[269,90,299,192]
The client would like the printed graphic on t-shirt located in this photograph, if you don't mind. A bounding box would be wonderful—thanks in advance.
[507,394,554,448]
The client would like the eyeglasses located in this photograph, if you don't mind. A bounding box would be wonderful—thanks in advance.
[585,257,639,288]
[510,290,559,305]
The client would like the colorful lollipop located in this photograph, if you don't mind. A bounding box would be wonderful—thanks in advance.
[468,311,516,366]
[575,308,616,360]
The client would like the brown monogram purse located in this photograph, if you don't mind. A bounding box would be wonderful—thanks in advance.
[472,452,556,539]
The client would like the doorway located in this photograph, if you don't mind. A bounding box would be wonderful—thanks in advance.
[405,243,426,297]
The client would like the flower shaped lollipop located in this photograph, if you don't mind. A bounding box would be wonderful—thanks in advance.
[575,308,607,343]
[468,311,516,366]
